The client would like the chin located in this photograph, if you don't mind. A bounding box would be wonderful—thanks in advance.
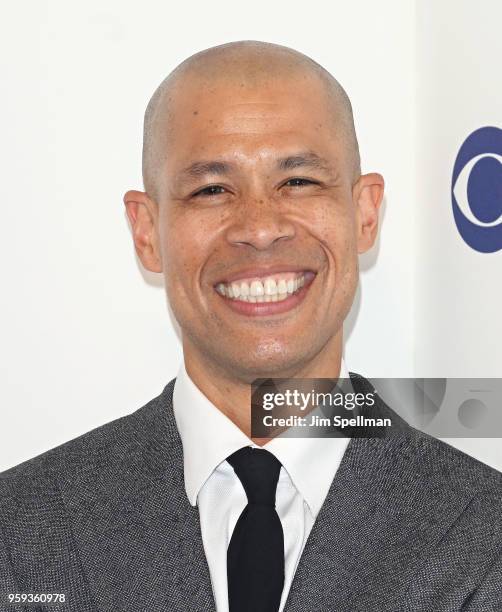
[228,343,314,380]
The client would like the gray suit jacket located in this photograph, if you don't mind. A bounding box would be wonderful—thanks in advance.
[1,372,502,612]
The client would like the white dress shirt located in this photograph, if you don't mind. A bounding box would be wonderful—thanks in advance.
[172,360,352,612]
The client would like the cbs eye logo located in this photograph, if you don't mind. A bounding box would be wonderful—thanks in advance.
[451,126,502,253]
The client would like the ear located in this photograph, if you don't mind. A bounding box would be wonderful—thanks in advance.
[352,173,385,253]
[123,190,163,273]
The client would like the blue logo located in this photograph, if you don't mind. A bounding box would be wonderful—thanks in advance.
[451,126,502,253]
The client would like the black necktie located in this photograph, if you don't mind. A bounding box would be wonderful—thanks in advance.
[226,446,285,612]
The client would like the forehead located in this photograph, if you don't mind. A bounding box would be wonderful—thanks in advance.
[162,74,343,167]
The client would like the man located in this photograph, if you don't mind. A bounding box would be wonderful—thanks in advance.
[1,40,502,612]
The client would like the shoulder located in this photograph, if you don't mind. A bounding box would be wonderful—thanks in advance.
[349,370,502,495]
[406,426,502,494]
[0,378,177,508]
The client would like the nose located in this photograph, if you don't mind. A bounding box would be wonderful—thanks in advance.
[225,197,296,251]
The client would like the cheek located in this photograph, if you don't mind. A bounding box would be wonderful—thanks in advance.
[160,217,198,295]
[306,198,358,260]
[160,208,221,298]
[294,190,355,231]
[309,200,359,306]
[331,229,359,313]
[331,228,358,293]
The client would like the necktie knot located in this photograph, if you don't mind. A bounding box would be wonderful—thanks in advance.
[227,446,281,507]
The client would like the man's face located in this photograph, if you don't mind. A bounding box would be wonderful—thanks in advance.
[152,74,369,380]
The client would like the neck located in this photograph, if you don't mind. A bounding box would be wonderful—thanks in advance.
[182,331,344,446]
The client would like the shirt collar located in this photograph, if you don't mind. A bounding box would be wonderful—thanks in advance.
[172,359,352,517]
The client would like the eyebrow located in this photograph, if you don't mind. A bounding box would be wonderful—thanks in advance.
[178,151,333,182]
[277,152,332,173]
[180,160,232,180]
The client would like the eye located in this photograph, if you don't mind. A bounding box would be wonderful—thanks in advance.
[192,185,227,198]
[283,178,318,188]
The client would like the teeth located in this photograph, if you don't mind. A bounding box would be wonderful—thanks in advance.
[250,281,264,297]
[216,272,308,303]
[264,278,277,295]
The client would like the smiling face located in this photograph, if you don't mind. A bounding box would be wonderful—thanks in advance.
[126,62,383,383]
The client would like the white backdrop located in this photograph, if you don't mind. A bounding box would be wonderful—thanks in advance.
[414,0,502,467]
[0,0,500,472]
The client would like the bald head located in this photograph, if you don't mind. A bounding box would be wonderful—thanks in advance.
[142,40,361,201]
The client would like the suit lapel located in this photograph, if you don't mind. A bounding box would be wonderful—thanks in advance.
[58,380,216,612]
[284,374,480,611]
